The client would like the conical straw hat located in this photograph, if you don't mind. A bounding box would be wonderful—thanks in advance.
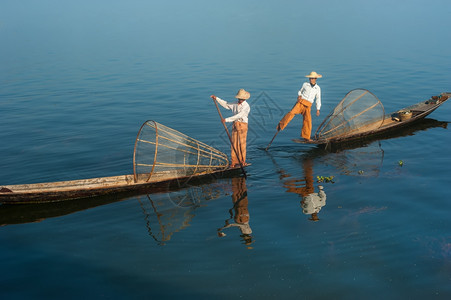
[235,89,250,100]
[305,71,322,78]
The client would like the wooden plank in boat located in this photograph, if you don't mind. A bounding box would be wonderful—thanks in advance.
[292,139,316,144]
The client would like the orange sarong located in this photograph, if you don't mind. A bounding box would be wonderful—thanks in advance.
[231,121,248,166]
[278,98,313,140]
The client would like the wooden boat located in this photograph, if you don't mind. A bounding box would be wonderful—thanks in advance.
[0,120,243,204]
[0,171,233,225]
[293,90,450,148]
[0,167,241,205]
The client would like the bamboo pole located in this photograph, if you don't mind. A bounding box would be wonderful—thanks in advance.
[265,130,279,151]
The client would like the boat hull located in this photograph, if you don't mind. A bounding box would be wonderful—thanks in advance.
[296,93,449,148]
[0,167,241,204]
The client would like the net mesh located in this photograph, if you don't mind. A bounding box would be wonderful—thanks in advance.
[315,89,385,140]
[133,121,229,183]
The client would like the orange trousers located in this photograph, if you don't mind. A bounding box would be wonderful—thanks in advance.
[231,122,248,166]
[278,99,313,139]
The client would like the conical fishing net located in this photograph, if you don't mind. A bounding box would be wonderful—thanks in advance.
[133,121,229,183]
[315,89,385,140]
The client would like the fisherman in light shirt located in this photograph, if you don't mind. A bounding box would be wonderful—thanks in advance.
[211,89,251,167]
[277,71,322,141]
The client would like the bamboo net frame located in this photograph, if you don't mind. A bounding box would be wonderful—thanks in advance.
[133,120,229,183]
[315,89,385,140]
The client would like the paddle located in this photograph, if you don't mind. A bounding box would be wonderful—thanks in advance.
[211,96,247,179]
[266,106,292,150]
[265,129,279,151]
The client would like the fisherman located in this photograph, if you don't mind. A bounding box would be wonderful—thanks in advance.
[277,71,322,141]
[211,89,251,168]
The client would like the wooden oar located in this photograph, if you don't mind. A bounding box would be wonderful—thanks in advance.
[211,97,247,178]
[265,129,279,151]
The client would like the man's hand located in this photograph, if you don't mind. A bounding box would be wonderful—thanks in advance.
[210,95,217,100]
[316,110,320,117]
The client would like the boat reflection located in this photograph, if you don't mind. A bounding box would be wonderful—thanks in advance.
[0,193,127,226]
[0,175,241,247]
[0,179,228,228]
[217,177,253,248]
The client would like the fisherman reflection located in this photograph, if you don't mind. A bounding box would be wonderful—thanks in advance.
[301,185,326,221]
[281,157,327,221]
[217,177,253,248]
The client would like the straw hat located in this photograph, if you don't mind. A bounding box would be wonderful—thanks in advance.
[305,71,322,79]
[235,88,250,100]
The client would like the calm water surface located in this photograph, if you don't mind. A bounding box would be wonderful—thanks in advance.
[1,1,451,299]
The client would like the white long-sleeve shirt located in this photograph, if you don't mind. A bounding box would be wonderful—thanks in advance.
[216,97,250,123]
[298,82,321,111]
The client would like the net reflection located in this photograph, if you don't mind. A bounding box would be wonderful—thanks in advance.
[217,177,253,249]
[318,142,384,178]
[138,184,223,245]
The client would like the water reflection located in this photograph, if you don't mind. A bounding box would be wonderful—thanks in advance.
[277,155,327,221]
[269,139,388,221]
[0,173,234,227]
[318,141,384,178]
[138,184,224,245]
[270,118,449,220]
[217,177,253,248]
[0,194,126,226]
[301,186,327,221]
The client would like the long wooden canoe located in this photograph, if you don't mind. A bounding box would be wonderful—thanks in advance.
[0,167,242,205]
[294,92,450,148]
[0,120,243,205]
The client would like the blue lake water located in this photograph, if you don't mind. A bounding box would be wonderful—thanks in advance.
[1,1,451,299]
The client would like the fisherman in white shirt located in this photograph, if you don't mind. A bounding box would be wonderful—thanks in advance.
[277,71,322,141]
[210,89,251,167]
